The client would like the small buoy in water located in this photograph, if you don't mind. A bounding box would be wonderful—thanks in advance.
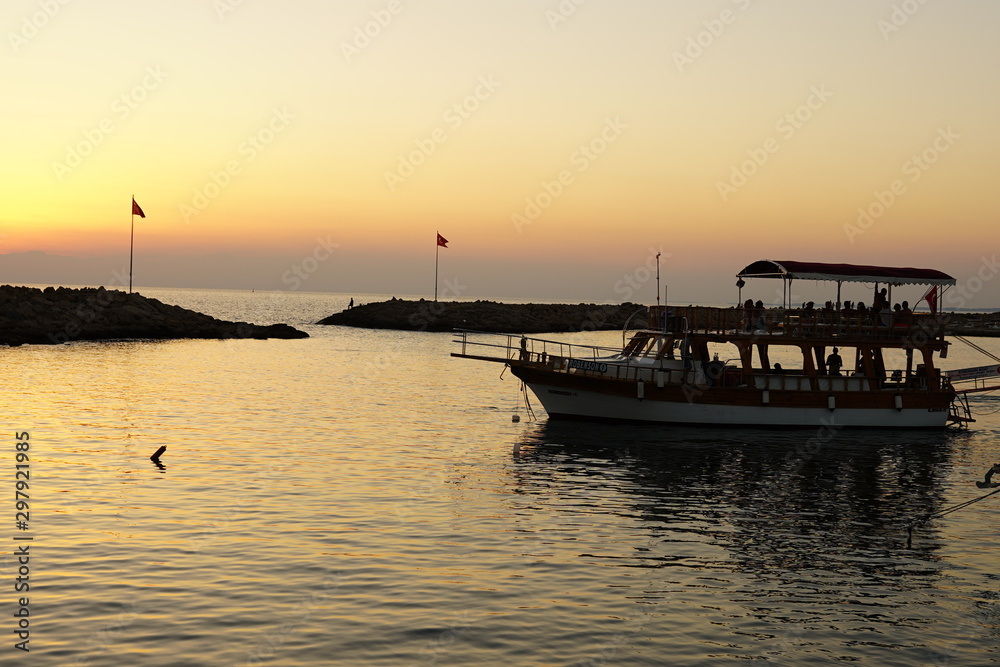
[150,445,167,462]
[512,414,520,423]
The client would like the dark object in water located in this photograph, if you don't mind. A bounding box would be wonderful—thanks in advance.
[976,463,1000,488]
[150,446,167,462]
[908,466,1000,547]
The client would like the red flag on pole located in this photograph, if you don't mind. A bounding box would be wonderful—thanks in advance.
[437,233,448,248]
[925,285,938,315]
[132,198,146,218]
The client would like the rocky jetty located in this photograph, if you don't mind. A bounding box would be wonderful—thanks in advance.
[318,299,1000,337]
[318,299,647,333]
[0,285,308,346]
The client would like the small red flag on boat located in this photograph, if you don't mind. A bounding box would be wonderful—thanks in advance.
[437,233,448,248]
[132,198,145,218]
[925,285,938,315]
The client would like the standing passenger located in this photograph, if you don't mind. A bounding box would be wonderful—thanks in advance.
[826,347,843,376]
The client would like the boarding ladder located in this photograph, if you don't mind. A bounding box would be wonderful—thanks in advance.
[947,387,975,428]
[944,335,1000,428]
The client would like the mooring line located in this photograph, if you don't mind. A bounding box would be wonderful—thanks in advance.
[906,470,1000,549]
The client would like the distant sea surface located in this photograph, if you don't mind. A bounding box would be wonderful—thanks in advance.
[4,287,1000,666]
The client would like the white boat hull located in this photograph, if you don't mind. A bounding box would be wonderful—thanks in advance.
[525,381,950,428]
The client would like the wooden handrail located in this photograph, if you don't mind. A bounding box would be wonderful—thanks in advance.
[647,306,945,342]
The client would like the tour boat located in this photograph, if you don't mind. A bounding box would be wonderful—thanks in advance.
[452,260,1000,428]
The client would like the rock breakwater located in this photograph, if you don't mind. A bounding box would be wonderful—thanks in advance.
[318,299,647,333]
[318,299,1000,337]
[0,285,308,346]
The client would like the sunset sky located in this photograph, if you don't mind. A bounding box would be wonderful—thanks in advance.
[2,0,999,306]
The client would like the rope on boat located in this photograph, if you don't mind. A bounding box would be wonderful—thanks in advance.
[953,334,1000,364]
[906,465,1000,548]
[947,335,1000,416]
[521,381,537,422]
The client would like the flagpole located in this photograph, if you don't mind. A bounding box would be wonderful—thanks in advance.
[656,252,661,306]
[434,232,440,302]
[129,195,135,293]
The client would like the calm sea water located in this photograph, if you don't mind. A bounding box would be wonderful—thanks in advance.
[3,287,1000,666]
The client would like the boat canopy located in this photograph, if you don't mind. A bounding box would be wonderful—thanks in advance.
[737,260,956,286]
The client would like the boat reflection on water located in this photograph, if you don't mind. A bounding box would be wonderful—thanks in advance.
[501,421,982,662]
[511,420,961,551]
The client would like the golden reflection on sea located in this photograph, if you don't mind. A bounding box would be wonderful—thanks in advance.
[0,289,997,665]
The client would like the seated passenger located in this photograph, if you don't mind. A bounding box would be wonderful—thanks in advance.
[742,299,755,331]
[751,300,766,330]
[898,300,913,326]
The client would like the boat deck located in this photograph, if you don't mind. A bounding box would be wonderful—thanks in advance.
[451,329,948,393]
[650,305,946,348]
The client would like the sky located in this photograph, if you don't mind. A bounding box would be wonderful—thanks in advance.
[2,0,999,307]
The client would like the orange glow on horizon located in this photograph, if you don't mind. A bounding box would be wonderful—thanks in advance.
[2,2,998,303]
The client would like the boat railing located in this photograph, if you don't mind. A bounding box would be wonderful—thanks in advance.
[647,305,946,341]
[453,330,706,384]
[452,330,623,365]
[943,364,1000,395]
[453,331,945,390]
